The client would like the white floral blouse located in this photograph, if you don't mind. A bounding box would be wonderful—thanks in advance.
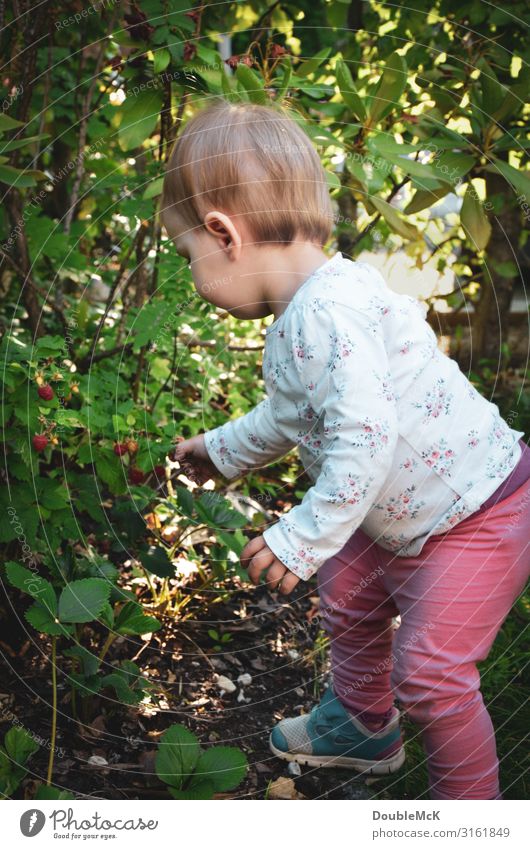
[203,251,525,581]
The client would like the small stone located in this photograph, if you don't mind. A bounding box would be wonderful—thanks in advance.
[88,755,108,767]
[287,761,301,777]
[215,674,236,693]
[237,673,252,686]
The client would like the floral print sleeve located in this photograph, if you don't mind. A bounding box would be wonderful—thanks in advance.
[203,397,297,480]
[262,302,399,580]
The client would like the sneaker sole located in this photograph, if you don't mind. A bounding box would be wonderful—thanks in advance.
[269,736,406,774]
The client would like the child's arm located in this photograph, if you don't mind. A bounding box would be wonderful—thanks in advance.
[201,396,297,480]
[256,301,399,583]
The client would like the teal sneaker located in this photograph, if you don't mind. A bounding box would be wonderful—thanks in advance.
[269,686,405,774]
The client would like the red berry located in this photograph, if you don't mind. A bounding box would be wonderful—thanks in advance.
[153,464,165,478]
[33,434,48,452]
[38,384,54,401]
[114,442,128,456]
[129,467,145,484]
[126,439,139,455]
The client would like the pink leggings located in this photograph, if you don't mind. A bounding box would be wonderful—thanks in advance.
[317,479,530,800]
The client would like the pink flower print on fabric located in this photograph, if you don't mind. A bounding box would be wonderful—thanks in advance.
[323,417,342,437]
[292,327,317,362]
[327,331,357,372]
[400,456,419,473]
[215,434,235,468]
[368,296,392,318]
[295,401,318,422]
[378,530,410,551]
[298,431,324,453]
[467,429,480,449]
[432,495,470,534]
[373,369,397,403]
[351,418,392,457]
[328,473,374,508]
[487,413,513,450]
[411,377,454,422]
[486,448,519,479]
[399,340,413,355]
[421,438,456,477]
[374,484,427,521]
[248,432,268,451]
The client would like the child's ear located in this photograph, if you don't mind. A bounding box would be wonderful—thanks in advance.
[203,211,241,256]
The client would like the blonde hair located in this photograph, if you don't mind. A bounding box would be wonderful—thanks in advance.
[160,97,333,247]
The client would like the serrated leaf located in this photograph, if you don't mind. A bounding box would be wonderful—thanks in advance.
[155,724,200,788]
[140,544,174,578]
[5,727,40,764]
[115,601,161,635]
[58,578,111,623]
[195,491,247,529]
[192,746,247,792]
[5,562,57,616]
[25,603,74,637]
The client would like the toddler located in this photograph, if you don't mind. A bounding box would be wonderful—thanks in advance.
[160,98,530,800]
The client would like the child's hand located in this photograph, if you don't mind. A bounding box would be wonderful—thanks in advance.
[171,434,219,485]
[240,535,301,596]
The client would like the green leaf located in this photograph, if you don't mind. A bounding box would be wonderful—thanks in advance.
[0,113,24,131]
[140,545,174,578]
[296,47,331,78]
[460,183,492,250]
[168,780,215,800]
[477,58,505,114]
[367,52,407,124]
[0,164,46,187]
[0,133,50,153]
[4,727,40,765]
[275,59,292,101]
[369,195,420,241]
[143,176,164,199]
[95,450,127,495]
[118,89,163,151]
[174,485,195,519]
[194,491,247,529]
[485,157,530,197]
[404,184,451,214]
[335,58,366,121]
[155,724,200,789]
[193,746,247,792]
[35,785,75,800]
[25,603,74,637]
[5,562,57,616]
[115,601,161,635]
[153,48,171,74]
[234,65,269,105]
[58,578,111,623]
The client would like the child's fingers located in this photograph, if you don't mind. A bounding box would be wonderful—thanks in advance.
[264,562,287,590]
[246,547,276,585]
[240,534,267,570]
[279,571,300,596]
